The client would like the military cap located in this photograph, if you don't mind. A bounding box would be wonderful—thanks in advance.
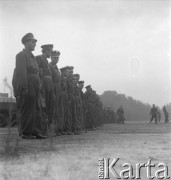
[21,33,37,44]
[85,85,91,89]
[72,74,80,78]
[78,81,84,84]
[68,66,74,70]
[60,66,69,72]
[51,50,60,57]
[41,44,53,51]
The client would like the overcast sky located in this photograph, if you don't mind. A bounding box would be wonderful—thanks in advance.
[0,0,170,107]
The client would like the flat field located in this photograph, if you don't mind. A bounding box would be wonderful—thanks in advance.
[0,121,170,180]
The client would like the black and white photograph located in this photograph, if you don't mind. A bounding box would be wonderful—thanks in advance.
[0,0,170,179]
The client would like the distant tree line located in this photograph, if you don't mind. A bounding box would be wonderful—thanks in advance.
[100,91,153,121]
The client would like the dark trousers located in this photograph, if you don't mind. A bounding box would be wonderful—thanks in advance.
[79,106,85,130]
[19,74,44,135]
[43,77,55,124]
[53,84,64,131]
[86,103,93,129]
[75,97,82,131]
[150,115,157,124]
[62,92,71,132]
[70,96,80,131]
[117,114,124,124]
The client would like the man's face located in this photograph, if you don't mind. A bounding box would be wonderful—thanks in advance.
[76,76,80,82]
[79,84,84,89]
[46,49,52,58]
[26,39,36,51]
[73,77,79,84]
[62,70,69,77]
[66,70,70,77]
[51,56,59,64]
[87,87,91,92]
[68,70,73,77]
[72,78,77,84]
[61,71,66,77]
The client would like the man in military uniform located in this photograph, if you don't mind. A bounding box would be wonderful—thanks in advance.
[67,67,80,134]
[36,44,55,135]
[163,105,169,123]
[96,99,104,126]
[60,66,74,135]
[150,104,158,124]
[84,85,94,130]
[72,74,82,132]
[78,80,86,132]
[91,90,98,129]
[12,33,46,139]
[106,107,111,123]
[49,50,64,135]
[117,105,125,124]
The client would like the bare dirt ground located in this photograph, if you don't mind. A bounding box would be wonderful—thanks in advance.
[0,121,170,180]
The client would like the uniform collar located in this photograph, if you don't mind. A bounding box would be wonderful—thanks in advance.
[50,61,56,66]
[41,54,49,61]
[23,49,34,57]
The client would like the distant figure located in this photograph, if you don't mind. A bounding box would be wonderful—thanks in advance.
[163,105,169,123]
[150,104,158,124]
[117,105,125,124]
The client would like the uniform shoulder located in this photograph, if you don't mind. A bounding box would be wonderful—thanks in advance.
[16,50,25,57]
[35,55,43,66]
[49,62,54,67]
[84,91,88,95]
[35,55,42,60]
[16,51,27,61]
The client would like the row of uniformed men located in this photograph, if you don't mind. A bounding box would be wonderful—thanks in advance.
[12,33,104,139]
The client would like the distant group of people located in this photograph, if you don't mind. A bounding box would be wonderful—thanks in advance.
[12,33,106,139]
[150,104,169,124]
[103,105,125,124]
